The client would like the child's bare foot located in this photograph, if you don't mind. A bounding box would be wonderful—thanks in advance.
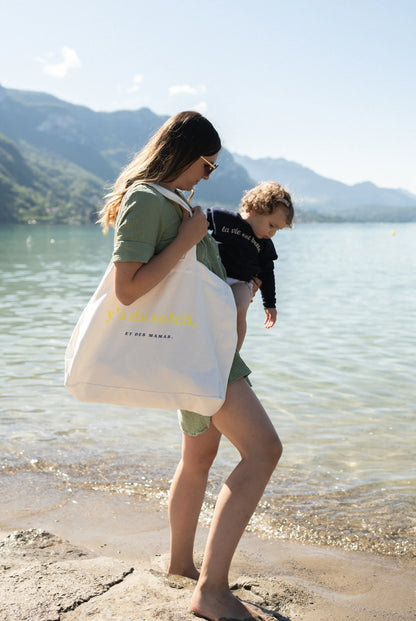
[190,587,266,621]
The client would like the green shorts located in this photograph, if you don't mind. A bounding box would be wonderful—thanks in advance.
[178,350,251,436]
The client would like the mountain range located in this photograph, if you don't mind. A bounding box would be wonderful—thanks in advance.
[233,154,416,221]
[0,84,415,224]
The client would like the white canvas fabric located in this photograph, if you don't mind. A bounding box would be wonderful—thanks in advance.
[64,185,237,416]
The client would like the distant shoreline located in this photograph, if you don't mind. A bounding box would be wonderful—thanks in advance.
[1,209,416,226]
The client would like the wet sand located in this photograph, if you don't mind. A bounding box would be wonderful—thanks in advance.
[0,489,414,620]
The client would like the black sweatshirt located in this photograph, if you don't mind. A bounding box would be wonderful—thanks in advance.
[206,208,278,309]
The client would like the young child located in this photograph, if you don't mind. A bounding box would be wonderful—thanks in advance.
[206,181,294,350]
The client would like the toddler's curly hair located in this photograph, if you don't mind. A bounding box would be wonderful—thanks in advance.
[240,181,294,227]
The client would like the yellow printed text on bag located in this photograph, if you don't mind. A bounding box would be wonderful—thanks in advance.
[105,308,196,327]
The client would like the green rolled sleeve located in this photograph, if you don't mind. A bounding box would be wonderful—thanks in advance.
[112,184,183,263]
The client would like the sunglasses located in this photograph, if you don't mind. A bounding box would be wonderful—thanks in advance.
[200,155,219,176]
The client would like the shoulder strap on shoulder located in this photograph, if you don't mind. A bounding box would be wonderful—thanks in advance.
[146,183,192,215]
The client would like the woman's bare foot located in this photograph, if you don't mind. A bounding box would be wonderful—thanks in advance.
[167,562,200,582]
[190,587,265,621]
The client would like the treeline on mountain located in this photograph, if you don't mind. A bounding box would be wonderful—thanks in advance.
[0,85,415,224]
[0,133,103,223]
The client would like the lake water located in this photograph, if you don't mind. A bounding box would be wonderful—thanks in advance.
[0,223,415,559]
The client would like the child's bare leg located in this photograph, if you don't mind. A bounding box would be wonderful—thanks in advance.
[190,379,282,621]
[168,422,221,579]
[231,282,253,350]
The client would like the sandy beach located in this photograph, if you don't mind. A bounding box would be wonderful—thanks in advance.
[1,489,414,621]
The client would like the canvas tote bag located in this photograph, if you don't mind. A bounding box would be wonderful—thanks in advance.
[64,184,237,416]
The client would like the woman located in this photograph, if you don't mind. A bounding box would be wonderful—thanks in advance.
[100,111,282,621]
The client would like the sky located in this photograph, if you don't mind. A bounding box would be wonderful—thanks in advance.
[1,0,415,194]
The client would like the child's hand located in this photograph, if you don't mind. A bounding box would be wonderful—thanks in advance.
[264,308,277,329]
[250,277,262,295]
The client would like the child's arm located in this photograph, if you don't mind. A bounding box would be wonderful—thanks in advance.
[259,242,278,328]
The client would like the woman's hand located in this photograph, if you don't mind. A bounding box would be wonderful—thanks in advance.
[177,205,208,249]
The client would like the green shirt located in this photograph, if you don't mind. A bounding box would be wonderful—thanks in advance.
[112,183,227,282]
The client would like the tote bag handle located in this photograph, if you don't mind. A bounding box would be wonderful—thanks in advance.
[146,183,193,215]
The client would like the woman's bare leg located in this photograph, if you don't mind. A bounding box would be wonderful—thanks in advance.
[231,282,253,351]
[168,422,221,579]
[190,379,282,621]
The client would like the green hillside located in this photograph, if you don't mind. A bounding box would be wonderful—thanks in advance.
[0,133,104,223]
[0,86,254,224]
